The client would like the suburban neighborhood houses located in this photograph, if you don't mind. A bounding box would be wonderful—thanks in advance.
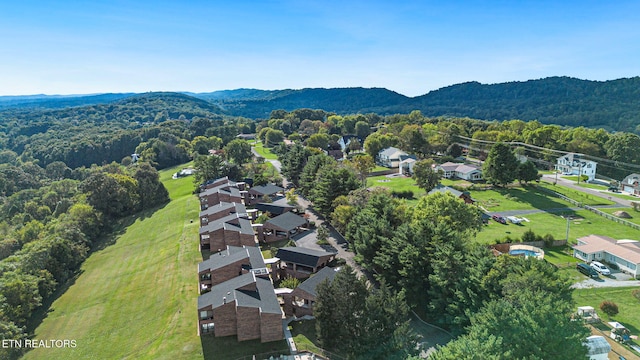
[193,126,640,359]
[196,176,340,346]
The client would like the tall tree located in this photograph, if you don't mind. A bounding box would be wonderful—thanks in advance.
[310,164,360,215]
[223,139,252,165]
[412,159,441,192]
[516,160,539,184]
[431,290,589,360]
[482,142,518,187]
[193,154,226,186]
[412,192,482,236]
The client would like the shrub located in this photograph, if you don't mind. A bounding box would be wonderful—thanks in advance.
[279,276,301,289]
[521,229,537,243]
[543,234,555,247]
[391,190,413,199]
[599,300,619,318]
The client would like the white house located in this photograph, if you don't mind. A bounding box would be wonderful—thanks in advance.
[572,235,640,278]
[378,147,408,168]
[435,162,483,181]
[398,157,417,175]
[621,173,640,195]
[556,153,597,182]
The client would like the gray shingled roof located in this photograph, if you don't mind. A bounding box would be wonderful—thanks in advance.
[198,245,266,273]
[197,273,280,314]
[249,184,284,196]
[295,267,338,298]
[199,213,254,235]
[276,246,335,268]
[428,184,463,198]
[199,202,247,218]
[255,202,294,216]
[378,147,407,158]
[264,212,307,232]
[199,184,242,198]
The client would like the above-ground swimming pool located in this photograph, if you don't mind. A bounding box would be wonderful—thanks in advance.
[509,249,540,257]
[508,244,545,260]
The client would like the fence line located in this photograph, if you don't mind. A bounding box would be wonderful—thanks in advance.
[538,187,640,231]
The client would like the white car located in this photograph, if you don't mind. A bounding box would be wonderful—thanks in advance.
[590,261,611,276]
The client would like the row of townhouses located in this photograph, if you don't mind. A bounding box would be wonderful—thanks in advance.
[196,177,337,343]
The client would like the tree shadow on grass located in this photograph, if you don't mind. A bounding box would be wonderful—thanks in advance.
[92,201,170,253]
[26,270,84,334]
[200,334,289,360]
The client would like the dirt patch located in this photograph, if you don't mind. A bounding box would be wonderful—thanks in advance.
[613,210,633,219]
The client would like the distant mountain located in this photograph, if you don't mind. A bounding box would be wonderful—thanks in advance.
[191,78,640,131]
[196,87,411,118]
[0,93,134,110]
[412,77,640,131]
[3,76,640,131]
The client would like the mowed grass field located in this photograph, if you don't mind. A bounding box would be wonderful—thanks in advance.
[24,164,202,359]
[23,164,290,360]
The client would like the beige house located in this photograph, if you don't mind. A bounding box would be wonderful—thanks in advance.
[573,235,640,277]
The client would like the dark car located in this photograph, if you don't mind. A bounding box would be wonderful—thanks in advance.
[492,215,507,224]
[577,263,599,278]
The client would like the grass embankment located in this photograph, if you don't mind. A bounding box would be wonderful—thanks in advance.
[252,141,278,160]
[25,164,287,360]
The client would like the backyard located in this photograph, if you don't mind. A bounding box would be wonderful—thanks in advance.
[573,287,640,358]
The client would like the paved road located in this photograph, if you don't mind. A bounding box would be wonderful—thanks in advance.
[541,174,634,207]
[251,145,363,277]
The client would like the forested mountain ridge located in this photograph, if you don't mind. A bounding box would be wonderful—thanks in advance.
[199,77,640,131]
[414,77,640,131]
[0,92,229,169]
[3,76,640,132]
[198,87,412,117]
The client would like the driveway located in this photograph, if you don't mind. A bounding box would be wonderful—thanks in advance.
[541,174,634,208]
[572,270,640,289]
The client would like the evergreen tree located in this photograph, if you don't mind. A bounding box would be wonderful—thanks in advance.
[482,142,518,187]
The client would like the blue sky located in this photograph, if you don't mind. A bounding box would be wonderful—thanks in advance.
[1,1,639,96]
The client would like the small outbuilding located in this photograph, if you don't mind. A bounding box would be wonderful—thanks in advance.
[584,335,611,360]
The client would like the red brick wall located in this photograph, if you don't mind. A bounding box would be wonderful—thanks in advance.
[260,312,284,343]
[236,307,261,341]
[213,301,237,337]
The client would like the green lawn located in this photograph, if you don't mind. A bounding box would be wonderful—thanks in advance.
[573,287,640,350]
[475,209,640,245]
[253,141,278,160]
[538,181,615,206]
[24,164,287,360]
[596,207,639,223]
[367,175,426,199]
[543,246,581,268]
[469,186,576,212]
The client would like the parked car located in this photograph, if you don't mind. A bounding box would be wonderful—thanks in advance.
[506,216,523,224]
[492,215,507,224]
[590,261,611,276]
[577,263,599,278]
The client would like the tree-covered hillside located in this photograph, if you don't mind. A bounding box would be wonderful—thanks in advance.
[414,77,640,132]
[0,92,233,169]
[192,77,640,131]
[4,77,640,131]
